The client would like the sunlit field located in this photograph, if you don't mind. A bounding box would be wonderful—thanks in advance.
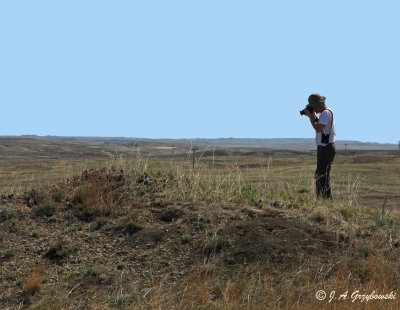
[2,149,399,209]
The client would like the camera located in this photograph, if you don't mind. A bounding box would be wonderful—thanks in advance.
[321,133,330,144]
[300,105,313,116]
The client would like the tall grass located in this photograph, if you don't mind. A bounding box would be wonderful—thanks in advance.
[131,244,400,310]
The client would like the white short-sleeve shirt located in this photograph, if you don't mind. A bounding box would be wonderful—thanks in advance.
[315,108,335,146]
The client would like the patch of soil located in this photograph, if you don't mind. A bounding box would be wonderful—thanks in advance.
[219,208,341,266]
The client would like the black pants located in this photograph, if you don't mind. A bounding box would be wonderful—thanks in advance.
[315,143,336,199]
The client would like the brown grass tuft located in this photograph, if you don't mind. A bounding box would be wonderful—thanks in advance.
[24,264,45,295]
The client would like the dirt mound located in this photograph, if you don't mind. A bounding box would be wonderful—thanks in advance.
[219,208,341,266]
[60,167,169,208]
[0,167,348,308]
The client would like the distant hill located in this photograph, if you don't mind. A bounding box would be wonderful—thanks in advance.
[1,136,397,150]
[160,138,398,150]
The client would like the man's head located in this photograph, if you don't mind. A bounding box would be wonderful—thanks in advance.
[308,93,326,113]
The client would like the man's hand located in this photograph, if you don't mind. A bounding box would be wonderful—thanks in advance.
[303,108,312,117]
[305,110,326,132]
[304,109,316,120]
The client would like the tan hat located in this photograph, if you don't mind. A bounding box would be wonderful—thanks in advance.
[308,93,326,107]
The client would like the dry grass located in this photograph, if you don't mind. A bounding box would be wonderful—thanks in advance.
[24,264,46,295]
[71,181,115,218]
[134,247,400,310]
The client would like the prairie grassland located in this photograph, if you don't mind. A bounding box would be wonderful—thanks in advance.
[1,149,400,309]
[3,151,399,204]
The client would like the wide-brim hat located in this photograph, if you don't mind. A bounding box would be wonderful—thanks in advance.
[308,93,326,107]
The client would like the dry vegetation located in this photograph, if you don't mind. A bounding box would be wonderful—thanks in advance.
[1,143,400,309]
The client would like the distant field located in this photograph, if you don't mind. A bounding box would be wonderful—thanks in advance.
[3,135,397,150]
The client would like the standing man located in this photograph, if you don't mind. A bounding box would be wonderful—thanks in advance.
[303,93,336,199]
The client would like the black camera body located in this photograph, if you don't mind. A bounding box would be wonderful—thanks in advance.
[300,105,313,116]
[321,133,330,144]
[300,105,319,122]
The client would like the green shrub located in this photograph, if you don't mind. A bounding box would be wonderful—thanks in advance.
[181,235,191,244]
[339,208,353,220]
[74,204,118,221]
[51,190,64,203]
[3,248,16,259]
[9,223,22,234]
[116,294,139,307]
[84,267,114,285]
[35,202,57,217]
[124,220,143,234]
[130,210,139,222]
[31,229,39,238]
[376,217,388,228]
[75,204,96,221]
[68,271,78,280]
[116,218,143,234]
[0,207,18,222]
[96,217,107,229]
[43,243,69,262]
[204,236,225,255]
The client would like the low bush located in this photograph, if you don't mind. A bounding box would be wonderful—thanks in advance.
[51,189,65,203]
[116,218,143,234]
[31,229,39,238]
[3,248,16,260]
[204,236,225,256]
[43,242,69,263]
[0,207,18,222]
[34,202,57,217]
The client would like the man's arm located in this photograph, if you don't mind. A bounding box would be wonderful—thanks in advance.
[304,110,326,133]
[308,117,326,133]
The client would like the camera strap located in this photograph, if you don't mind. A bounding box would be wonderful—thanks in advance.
[325,108,334,135]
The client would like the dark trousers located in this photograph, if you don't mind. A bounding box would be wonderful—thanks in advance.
[315,143,336,199]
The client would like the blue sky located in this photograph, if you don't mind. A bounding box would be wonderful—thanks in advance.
[1,1,399,143]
